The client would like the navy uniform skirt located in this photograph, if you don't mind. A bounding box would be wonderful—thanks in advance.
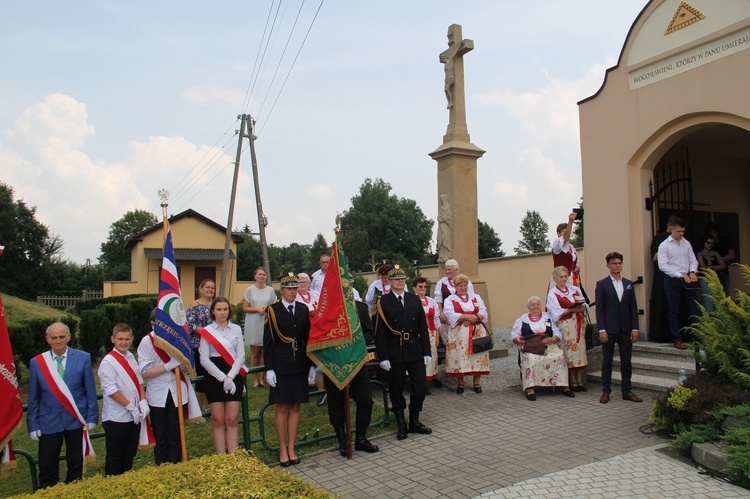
[269,373,309,404]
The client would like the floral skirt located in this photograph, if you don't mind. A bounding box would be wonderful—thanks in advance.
[559,315,588,369]
[444,324,490,377]
[426,328,439,380]
[518,343,569,390]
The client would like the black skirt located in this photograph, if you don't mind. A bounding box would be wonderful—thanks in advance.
[203,357,245,403]
[269,373,309,404]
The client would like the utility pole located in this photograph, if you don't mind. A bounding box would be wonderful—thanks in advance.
[219,114,271,297]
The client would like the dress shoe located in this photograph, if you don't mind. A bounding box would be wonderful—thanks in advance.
[599,393,610,404]
[456,386,465,394]
[335,427,347,457]
[432,379,443,388]
[425,389,433,396]
[525,391,537,401]
[394,411,408,440]
[622,392,643,403]
[578,384,588,392]
[355,436,379,453]
[473,385,482,394]
[674,341,687,350]
[279,459,291,468]
[289,457,300,465]
[409,420,433,435]
[562,389,575,398]
[571,385,581,392]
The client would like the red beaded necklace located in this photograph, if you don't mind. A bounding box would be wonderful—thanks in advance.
[298,291,312,304]
[457,293,470,303]
[528,313,543,322]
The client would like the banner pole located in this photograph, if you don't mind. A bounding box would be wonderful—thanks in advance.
[175,367,188,462]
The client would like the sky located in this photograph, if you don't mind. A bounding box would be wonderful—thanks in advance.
[0,1,649,265]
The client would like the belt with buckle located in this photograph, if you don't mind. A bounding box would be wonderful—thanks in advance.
[402,332,410,341]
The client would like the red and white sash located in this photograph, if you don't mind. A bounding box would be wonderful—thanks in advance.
[102,351,155,449]
[146,334,203,422]
[1,442,16,477]
[33,353,95,464]
[197,326,248,377]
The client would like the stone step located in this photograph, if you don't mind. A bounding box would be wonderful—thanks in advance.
[630,342,696,362]
[613,356,696,381]
[587,370,679,392]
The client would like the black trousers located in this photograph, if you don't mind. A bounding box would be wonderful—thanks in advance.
[38,427,83,489]
[149,392,183,465]
[600,330,634,395]
[103,420,140,476]
[324,366,374,434]
[387,359,427,414]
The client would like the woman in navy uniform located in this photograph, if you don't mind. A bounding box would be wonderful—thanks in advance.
[264,273,315,467]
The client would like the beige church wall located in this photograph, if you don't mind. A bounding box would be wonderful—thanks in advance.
[361,252,587,327]
[580,1,750,332]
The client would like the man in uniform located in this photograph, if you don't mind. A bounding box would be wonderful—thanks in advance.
[374,265,432,440]
[324,299,379,455]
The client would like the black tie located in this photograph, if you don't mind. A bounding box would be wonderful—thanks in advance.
[398,295,404,308]
[288,304,294,314]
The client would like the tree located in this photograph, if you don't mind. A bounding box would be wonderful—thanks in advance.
[514,210,550,255]
[478,219,505,259]
[235,225,280,281]
[306,233,330,272]
[0,182,65,299]
[340,179,433,271]
[99,209,158,281]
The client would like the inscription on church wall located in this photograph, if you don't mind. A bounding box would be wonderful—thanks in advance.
[629,26,750,89]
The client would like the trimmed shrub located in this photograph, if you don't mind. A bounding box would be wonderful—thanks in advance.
[78,308,110,362]
[18,449,332,498]
[127,297,156,346]
[75,293,157,315]
[8,315,79,369]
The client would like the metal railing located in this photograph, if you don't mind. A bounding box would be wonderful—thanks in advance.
[16,364,389,493]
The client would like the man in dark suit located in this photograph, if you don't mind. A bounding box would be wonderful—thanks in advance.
[594,252,643,404]
[374,265,432,440]
[27,322,98,488]
[324,299,379,455]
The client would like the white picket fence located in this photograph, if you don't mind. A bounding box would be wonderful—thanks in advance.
[37,290,104,308]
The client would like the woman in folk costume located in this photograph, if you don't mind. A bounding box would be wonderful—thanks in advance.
[443,274,490,394]
[546,266,589,392]
[433,259,475,322]
[199,297,247,454]
[264,273,316,467]
[295,272,319,317]
[365,264,393,314]
[413,276,442,386]
[511,296,574,401]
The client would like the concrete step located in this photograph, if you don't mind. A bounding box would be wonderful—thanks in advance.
[613,356,696,381]
[587,370,680,392]
[630,342,696,362]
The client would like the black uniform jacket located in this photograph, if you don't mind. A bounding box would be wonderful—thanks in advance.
[374,291,430,363]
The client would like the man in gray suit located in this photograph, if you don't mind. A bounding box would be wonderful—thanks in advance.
[594,252,642,404]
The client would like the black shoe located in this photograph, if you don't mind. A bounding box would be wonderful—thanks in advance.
[409,420,432,435]
[317,393,327,406]
[394,411,408,440]
[578,384,587,392]
[289,457,300,465]
[355,436,379,453]
[425,389,433,396]
[563,389,575,398]
[525,391,537,401]
[456,386,465,394]
[473,385,482,394]
[335,427,347,456]
[279,459,291,468]
[432,379,443,388]
[571,385,582,392]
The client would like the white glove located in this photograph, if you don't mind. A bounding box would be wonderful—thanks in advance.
[379,360,391,371]
[307,366,316,385]
[223,377,236,395]
[423,356,431,366]
[266,370,277,388]
[87,423,97,432]
[29,430,41,442]
[164,358,181,371]
[138,400,150,420]
[126,403,141,423]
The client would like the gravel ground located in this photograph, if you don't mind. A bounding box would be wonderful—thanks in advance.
[432,326,524,394]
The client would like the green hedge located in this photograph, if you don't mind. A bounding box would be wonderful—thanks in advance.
[14,449,333,498]
[8,315,80,377]
[75,293,157,315]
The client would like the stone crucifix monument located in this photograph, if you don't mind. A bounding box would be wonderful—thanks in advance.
[430,24,486,293]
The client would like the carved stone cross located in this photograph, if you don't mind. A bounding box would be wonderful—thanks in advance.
[439,24,473,143]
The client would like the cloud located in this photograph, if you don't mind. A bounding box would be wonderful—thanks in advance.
[181,86,246,107]
[492,182,529,206]
[306,183,332,201]
[5,93,94,150]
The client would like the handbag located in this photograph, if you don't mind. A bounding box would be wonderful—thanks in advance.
[472,323,493,353]
[584,310,595,350]
[521,334,546,355]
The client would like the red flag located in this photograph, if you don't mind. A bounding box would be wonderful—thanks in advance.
[0,294,23,477]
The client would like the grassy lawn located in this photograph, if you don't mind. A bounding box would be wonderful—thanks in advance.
[2,295,69,327]
[3,365,391,497]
